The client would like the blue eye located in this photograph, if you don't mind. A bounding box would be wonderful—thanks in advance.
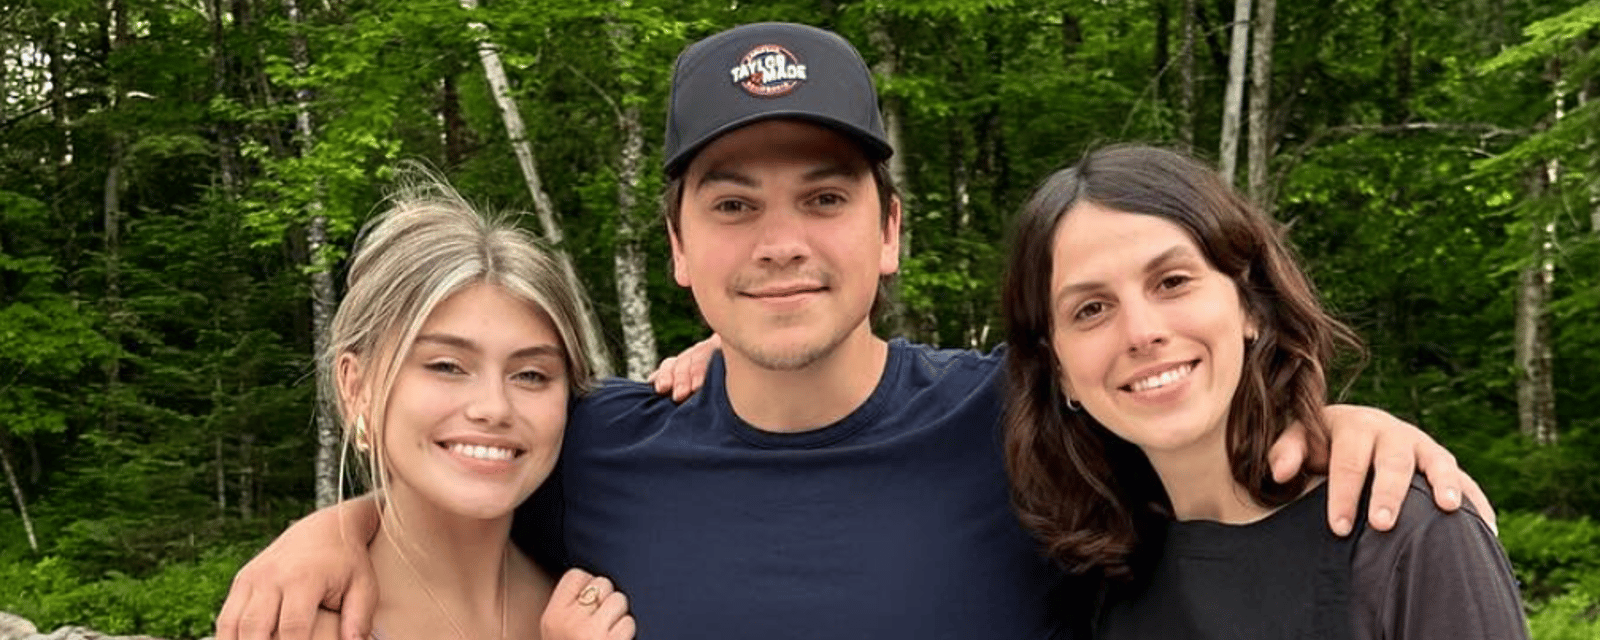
[425,361,465,375]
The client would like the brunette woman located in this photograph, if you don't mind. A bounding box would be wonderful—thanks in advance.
[1002,145,1526,639]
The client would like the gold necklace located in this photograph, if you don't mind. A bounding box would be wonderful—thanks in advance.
[391,540,509,640]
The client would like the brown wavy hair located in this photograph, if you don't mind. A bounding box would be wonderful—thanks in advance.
[1000,145,1363,579]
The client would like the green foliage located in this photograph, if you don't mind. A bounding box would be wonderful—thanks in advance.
[0,548,252,639]
[1,0,1597,636]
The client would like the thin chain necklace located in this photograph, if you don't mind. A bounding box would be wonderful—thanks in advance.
[391,539,509,640]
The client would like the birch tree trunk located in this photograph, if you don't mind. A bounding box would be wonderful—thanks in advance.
[284,0,341,507]
[0,430,39,552]
[1218,0,1253,182]
[1178,0,1196,152]
[603,13,657,380]
[1245,0,1276,206]
[612,99,655,379]
[1515,65,1561,446]
[462,0,609,377]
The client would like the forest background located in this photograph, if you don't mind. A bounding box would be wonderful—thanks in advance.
[1,0,1598,637]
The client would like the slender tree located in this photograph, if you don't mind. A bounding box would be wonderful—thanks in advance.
[1515,60,1563,447]
[1218,0,1252,181]
[1245,0,1276,205]
[1178,0,1196,151]
[605,6,658,380]
[282,0,341,507]
[461,0,609,377]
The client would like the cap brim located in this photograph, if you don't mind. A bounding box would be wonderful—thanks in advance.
[664,110,894,177]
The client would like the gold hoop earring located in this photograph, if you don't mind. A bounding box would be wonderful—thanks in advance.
[354,415,371,452]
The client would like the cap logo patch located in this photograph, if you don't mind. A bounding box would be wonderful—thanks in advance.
[729,45,807,97]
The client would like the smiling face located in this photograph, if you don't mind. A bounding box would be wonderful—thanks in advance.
[671,119,900,371]
[348,282,569,521]
[1049,201,1255,459]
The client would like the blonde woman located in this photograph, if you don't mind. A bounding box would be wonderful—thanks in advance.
[304,176,633,640]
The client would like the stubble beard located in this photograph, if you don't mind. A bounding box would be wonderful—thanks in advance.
[726,324,851,371]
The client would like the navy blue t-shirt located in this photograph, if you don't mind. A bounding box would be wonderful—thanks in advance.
[515,339,1076,639]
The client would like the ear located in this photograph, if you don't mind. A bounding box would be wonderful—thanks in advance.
[879,195,903,276]
[669,221,691,288]
[1243,314,1261,343]
[335,352,371,424]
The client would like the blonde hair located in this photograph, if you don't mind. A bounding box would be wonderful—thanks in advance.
[320,168,607,498]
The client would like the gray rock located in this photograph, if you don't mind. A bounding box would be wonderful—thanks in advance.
[0,611,37,640]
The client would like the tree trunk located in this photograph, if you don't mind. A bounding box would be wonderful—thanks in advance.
[1218,0,1252,182]
[103,138,124,434]
[1245,0,1276,206]
[0,430,39,552]
[240,432,255,518]
[215,434,227,516]
[439,74,471,166]
[1178,0,1196,152]
[1154,0,1170,101]
[1515,65,1561,447]
[605,13,658,380]
[613,100,657,380]
[1514,204,1557,446]
[209,0,240,194]
[283,0,341,507]
[101,0,130,434]
[1583,75,1599,234]
[462,0,609,377]
[868,17,912,337]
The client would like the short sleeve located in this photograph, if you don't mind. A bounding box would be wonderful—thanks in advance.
[1350,477,1528,640]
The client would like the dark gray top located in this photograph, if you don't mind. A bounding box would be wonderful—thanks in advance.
[1096,476,1527,640]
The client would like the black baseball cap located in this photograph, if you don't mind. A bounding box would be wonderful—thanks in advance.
[663,22,893,177]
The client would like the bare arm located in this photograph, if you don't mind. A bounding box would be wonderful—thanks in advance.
[216,495,381,640]
[1268,405,1493,537]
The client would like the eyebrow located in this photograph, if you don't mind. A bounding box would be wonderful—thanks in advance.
[414,333,565,360]
[1053,244,1201,305]
[694,161,863,190]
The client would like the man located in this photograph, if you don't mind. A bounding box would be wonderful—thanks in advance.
[217,22,1485,640]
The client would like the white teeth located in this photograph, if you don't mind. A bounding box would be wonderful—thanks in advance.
[447,442,516,461]
[1130,363,1194,392]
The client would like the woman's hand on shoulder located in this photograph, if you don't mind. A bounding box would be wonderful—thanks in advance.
[541,568,636,640]
[648,334,720,402]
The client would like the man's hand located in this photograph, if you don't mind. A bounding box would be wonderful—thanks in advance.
[647,334,721,402]
[541,568,636,640]
[215,497,381,640]
[1268,404,1493,537]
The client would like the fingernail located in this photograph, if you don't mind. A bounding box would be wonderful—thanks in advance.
[1444,488,1461,508]
[1376,507,1394,528]
[1333,517,1352,537]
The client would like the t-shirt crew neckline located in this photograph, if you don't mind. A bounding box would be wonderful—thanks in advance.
[1163,479,1332,556]
[717,338,906,450]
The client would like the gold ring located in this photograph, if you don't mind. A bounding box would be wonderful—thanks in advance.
[577,584,600,607]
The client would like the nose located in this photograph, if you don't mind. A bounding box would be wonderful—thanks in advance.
[751,206,810,268]
[1121,297,1169,356]
[463,376,512,427]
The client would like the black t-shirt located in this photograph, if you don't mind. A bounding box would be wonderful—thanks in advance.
[1094,477,1527,640]
[516,340,1078,640]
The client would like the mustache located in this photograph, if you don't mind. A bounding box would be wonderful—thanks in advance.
[730,268,833,293]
